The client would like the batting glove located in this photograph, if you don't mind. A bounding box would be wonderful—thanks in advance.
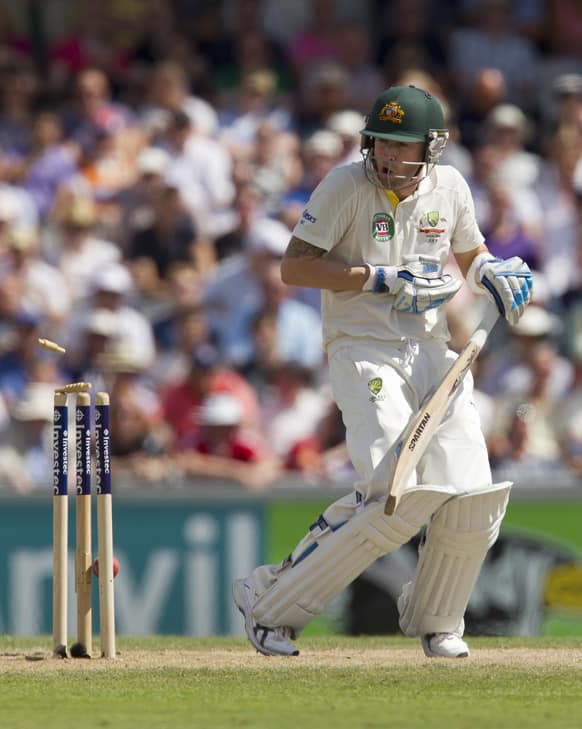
[468,253,533,326]
[363,256,462,314]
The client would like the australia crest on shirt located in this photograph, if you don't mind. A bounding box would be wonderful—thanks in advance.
[417,210,446,244]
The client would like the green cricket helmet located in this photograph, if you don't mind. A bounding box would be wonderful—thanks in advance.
[362,85,446,143]
[360,85,449,188]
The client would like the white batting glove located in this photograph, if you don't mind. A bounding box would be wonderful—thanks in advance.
[363,256,462,314]
[467,253,533,326]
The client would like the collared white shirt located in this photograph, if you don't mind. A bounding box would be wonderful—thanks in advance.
[292,162,484,348]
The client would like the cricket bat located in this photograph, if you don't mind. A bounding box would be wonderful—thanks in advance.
[384,302,500,515]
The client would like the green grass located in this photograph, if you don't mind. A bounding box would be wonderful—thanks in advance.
[1,636,581,729]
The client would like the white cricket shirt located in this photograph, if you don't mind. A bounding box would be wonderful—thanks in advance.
[292,162,484,348]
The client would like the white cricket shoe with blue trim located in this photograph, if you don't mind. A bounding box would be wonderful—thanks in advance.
[421,633,470,658]
[233,578,299,657]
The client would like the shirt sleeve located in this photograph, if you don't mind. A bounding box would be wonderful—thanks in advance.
[292,166,359,252]
[450,168,486,254]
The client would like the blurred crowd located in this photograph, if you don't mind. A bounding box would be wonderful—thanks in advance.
[0,0,581,493]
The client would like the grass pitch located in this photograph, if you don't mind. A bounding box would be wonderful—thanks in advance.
[1,635,581,729]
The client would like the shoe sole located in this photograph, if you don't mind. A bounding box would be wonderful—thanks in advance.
[421,636,469,658]
[232,580,299,657]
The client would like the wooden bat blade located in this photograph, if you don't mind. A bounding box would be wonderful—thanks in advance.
[384,304,499,515]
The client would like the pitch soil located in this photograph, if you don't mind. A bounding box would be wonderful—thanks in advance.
[0,647,580,672]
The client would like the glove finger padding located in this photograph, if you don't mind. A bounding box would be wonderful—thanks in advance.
[363,256,462,313]
[393,273,462,314]
[400,254,441,277]
[479,256,533,325]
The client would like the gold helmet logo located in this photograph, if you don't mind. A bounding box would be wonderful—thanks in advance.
[378,101,405,124]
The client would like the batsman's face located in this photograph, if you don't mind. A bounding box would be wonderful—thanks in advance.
[373,138,425,190]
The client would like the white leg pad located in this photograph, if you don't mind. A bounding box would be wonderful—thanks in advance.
[253,490,451,633]
[398,482,511,637]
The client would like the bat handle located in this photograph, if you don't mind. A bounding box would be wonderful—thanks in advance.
[481,301,501,334]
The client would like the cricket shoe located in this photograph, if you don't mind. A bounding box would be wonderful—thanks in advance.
[233,577,299,657]
[421,633,470,658]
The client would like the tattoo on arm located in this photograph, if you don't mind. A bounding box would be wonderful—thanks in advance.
[285,236,326,259]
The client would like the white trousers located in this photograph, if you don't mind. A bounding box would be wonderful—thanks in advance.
[249,336,500,633]
[326,336,491,502]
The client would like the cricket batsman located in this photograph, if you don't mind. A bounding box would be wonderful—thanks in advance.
[233,85,533,657]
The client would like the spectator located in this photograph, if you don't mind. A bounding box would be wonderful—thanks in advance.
[488,401,563,475]
[161,342,261,446]
[236,306,284,402]
[0,381,54,492]
[560,159,582,319]
[62,67,134,156]
[48,4,133,90]
[0,180,38,229]
[555,356,582,475]
[129,0,180,69]
[128,184,198,280]
[480,181,542,270]
[10,112,78,221]
[456,67,507,151]
[544,0,582,59]
[467,142,543,252]
[203,1,290,95]
[479,305,573,401]
[327,110,366,166]
[205,216,322,364]
[211,182,269,261]
[171,391,281,491]
[143,261,204,351]
[202,216,290,361]
[457,0,545,42]
[284,129,343,208]
[113,145,172,251]
[78,126,143,206]
[335,21,385,114]
[540,73,582,145]
[552,73,582,134]
[296,62,350,137]
[44,192,121,301]
[262,0,314,46]
[0,309,44,405]
[180,392,269,461]
[0,5,33,65]
[535,127,582,299]
[376,0,448,87]
[287,0,342,75]
[297,400,354,482]
[63,307,117,389]
[64,261,156,370]
[219,68,292,149]
[162,109,237,241]
[487,320,571,475]
[140,60,218,138]
[101,344,170,471]
[482,104,541,188]
[0,222,71,327]
[448,0,540,112]
[151,303,213,387]
[232,122,303,219]
[0,64,38,157]
[231,253,324,370]
[260,361,330,463]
